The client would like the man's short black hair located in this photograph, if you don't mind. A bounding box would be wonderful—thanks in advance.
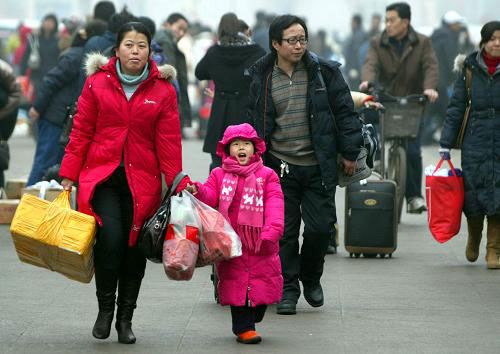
[268,15,308,55]
[352,14,363,28]
[94,1,116,23]
[166,13,188,25]
[386,2,411,21]
[108,8,137,34]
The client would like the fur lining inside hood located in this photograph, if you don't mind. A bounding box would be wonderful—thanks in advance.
[453,54,467,73]
[84,52,177,81]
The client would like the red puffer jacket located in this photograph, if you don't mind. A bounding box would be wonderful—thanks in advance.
[60,54,188,246]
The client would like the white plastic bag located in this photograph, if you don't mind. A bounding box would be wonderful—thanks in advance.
[184,191,242,266]
[162,193,201,281]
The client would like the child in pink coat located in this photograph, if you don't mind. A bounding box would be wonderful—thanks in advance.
[186,123,284,344]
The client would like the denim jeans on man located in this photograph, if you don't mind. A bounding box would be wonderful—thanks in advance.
[27,119,64,186]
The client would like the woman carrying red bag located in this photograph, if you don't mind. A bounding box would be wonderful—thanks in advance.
[439,21,500,269]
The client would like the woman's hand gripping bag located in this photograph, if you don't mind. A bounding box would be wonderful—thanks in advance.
[425,158,464,243]
[184,191,242,267]
[162,193,201,280]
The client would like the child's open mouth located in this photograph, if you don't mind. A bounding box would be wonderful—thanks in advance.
[238,153,247,158]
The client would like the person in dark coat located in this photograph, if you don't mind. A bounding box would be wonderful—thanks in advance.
[27,20,107,186]
[343,14,367,89]
[439,21,500,269]
[155,13,192,128]
[20,14,60,98]
[195,13,266,171]
[0,59,21,190]
[423,11,471,145]
[248,15,363,315]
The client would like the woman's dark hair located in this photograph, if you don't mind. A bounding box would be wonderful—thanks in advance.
[71,19,107,47]
[217,13,240,41]
[386,2,411,21]
[138,16,156,38]
[115,22,152,56]
[268,15,308,54]
[480,21,500,48]
[41,13,58,36]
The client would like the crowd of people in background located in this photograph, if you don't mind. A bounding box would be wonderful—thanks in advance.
[0,6,480,149]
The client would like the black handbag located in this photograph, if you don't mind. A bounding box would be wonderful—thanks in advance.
[137,172,187,263]
[59,102,77,147]
[0,140,9,170]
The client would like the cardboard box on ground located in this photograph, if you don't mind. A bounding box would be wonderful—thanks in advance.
[0,179,77,224]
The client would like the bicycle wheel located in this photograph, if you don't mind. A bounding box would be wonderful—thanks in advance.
[387,145,406,223]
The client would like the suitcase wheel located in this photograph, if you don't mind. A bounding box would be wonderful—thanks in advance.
[389,253,393,258]
[363,253,377,258]
[354,253,361,258]
[349,253,354,258]
[379,253,386,258]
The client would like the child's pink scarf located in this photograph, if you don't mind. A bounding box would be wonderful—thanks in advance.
[219,155,264,251]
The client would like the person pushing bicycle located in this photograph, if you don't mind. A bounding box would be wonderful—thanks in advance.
[359,2,439,214]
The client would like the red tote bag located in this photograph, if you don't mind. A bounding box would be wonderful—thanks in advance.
[425,158,464,243]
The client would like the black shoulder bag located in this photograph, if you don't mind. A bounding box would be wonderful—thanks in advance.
[137,171,187,263]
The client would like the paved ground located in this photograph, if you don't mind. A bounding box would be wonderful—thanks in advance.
[2,135,500,354]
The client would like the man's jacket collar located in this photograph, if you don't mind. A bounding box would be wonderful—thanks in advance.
[380,25,419,47]
[249,50,339,78]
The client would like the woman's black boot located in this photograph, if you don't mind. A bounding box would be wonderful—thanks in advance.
[115,277,142,344]
[92,269,118,339]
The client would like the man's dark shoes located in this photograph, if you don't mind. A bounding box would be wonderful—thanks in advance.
[303,283,324,307]
[276,299,297,315]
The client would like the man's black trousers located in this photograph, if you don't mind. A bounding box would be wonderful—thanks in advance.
[267,154,336,302]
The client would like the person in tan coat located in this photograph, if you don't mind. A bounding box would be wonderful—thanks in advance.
[360,2,439,214]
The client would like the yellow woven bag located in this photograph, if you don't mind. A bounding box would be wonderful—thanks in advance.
[10,190,96,283]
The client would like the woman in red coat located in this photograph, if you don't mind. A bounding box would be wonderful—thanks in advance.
[60,22,190,344]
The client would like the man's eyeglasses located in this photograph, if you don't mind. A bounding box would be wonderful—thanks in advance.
[282,37,308,45]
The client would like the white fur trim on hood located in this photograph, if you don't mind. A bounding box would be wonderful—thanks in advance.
[453,54,467,73]
[84,52,177,82]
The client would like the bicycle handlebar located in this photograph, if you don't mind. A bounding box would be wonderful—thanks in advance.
[364,82,428,105]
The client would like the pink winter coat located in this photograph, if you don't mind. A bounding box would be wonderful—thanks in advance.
[60,54,188,246]
[194,123,284,307]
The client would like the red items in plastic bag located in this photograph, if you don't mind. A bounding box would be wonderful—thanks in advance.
[425,158,464,243]
[184,191,242,266]
[163,194,200,280]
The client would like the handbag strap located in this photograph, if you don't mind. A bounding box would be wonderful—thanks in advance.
[455,67,472,147]
[433,158,457,177]
[161,171,187,203]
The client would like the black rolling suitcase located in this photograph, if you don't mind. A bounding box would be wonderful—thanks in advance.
[344,176,398,258]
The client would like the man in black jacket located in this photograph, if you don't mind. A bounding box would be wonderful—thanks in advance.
[247,15,362,315]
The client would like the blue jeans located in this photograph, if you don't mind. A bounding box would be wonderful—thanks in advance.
[27,119,64,186]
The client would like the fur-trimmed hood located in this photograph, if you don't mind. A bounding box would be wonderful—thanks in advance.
[453,54,467,73]
[84,52,177,81]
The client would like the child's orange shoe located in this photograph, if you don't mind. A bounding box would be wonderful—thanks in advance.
[236,330,262,344]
